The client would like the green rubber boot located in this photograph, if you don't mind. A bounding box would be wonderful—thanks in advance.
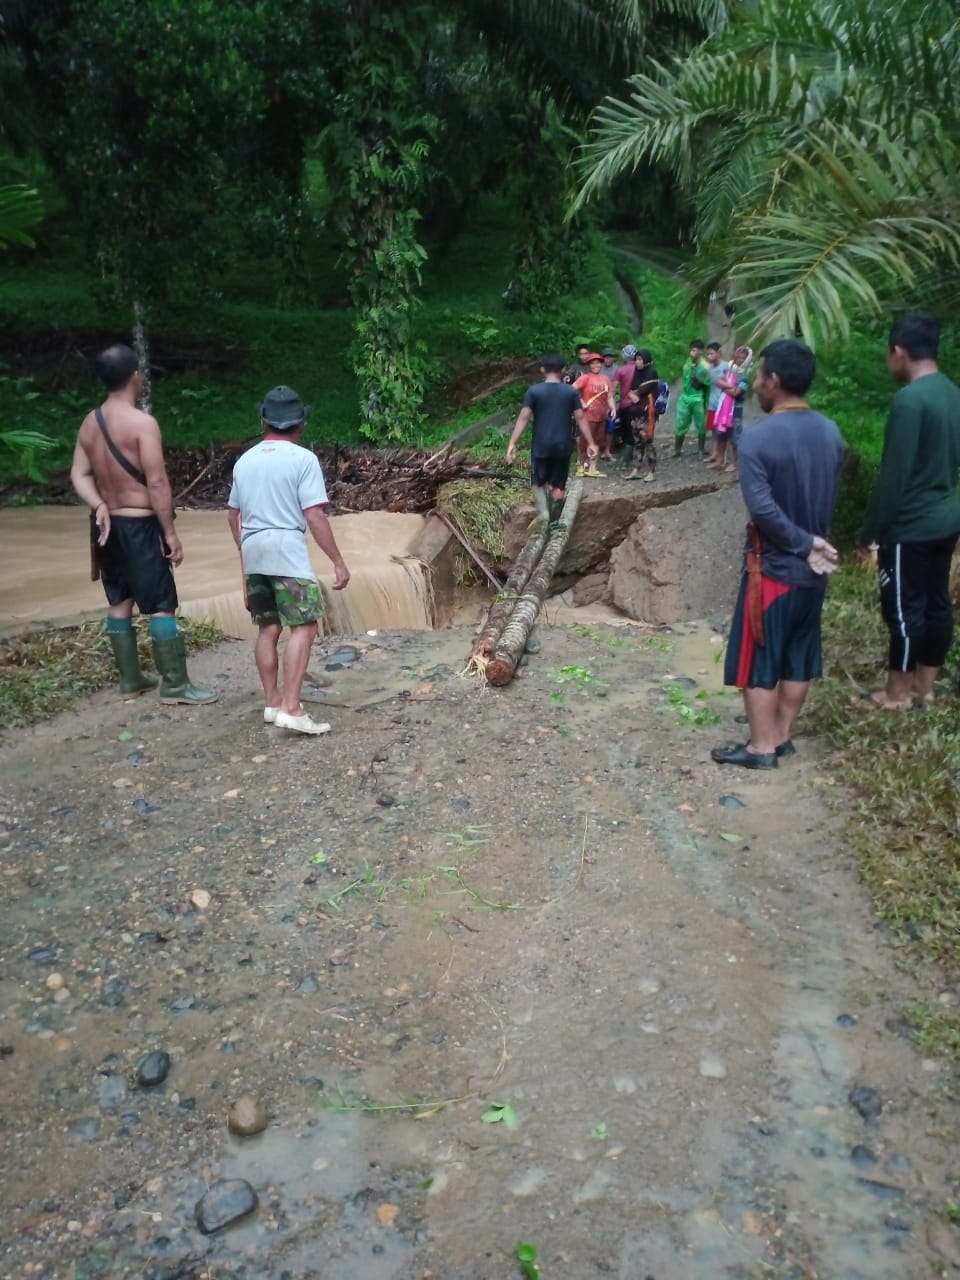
[151,635,219,705]
[109,631,159,697]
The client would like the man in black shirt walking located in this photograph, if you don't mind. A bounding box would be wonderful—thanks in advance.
[507,353,596,526]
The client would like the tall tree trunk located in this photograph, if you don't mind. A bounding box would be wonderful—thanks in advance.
[481,479,583,687]
[132,298,152,413]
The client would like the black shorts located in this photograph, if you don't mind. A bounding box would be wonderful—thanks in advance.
[531,455,570,490]
[98,514,178,615]
[724,572,825,689]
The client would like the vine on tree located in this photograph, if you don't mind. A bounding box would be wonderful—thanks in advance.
[322,2,436,441]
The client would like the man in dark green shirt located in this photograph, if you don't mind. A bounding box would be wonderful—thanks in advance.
[859,312,960,708]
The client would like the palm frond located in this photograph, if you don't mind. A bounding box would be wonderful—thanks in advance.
[0,184,42,249]
[687,127,960,343]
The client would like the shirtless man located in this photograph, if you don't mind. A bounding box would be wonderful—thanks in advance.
[70,344,216,703]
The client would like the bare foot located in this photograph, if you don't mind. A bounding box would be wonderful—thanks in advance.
[864,690,914,710]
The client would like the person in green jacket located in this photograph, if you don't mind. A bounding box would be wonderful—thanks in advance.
[859,312,960,709]
[674,339,710,458]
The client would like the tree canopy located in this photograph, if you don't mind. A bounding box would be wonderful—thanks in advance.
[576,0,960,343]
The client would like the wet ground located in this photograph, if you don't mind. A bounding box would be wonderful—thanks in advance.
[2,620,960,1280]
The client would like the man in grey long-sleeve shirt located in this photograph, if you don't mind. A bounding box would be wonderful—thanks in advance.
[712,340,844,770]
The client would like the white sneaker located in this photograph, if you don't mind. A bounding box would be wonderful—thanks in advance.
[263,706,281,724]
[275,709,331,736]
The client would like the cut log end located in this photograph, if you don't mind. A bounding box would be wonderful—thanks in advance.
[485,658,515,687]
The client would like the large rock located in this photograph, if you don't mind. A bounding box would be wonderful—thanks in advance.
[610,487,745,624]
[501,481,726,577]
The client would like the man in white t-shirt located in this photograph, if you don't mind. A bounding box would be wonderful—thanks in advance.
[227,385,350,735]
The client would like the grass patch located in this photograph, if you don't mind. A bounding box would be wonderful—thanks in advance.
[806,561,960,1051]
[436,472,529,560]
[0,616,223,729]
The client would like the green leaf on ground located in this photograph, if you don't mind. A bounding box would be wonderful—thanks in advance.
[118,730,134,741]
[591,1121,608,1139]
[307,849,327,864]
[719,832,743,843]
[515,1242,540,1279]
[481,1101,518,1129]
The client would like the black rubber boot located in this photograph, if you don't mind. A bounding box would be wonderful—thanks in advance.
[673,436,683,458]
[151,635,219,705]
[109,631,159,697]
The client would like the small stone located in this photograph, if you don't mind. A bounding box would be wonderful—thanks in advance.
[27,946,55,964]
[97,1073,128,1112]
[848,1086,882,1121]
[53,1037,72,1053]
[45,972,65,991]
[719,794,746,809]
[190,889,211,911]
[298,975,319,993]
[228,1095,268,1137]
[52,987,70,1004]
[699,1052,727,1080]
[524,634,542,655]
[836,1013,858,1028]
[850,1144,877,1167]
[376,794,396,808]
[132,797,159,815]
[136,1050,171,1087]
[112,778,134,789]
[884,1216,911,1233]
[194,1179,258,1234]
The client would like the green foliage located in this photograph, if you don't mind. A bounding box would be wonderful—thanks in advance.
[665,682,720,726]
[807,561,960,1000]
[0,428,56,482]
[321,4,437,441]
[515,1242,541,1280]
[0,184,42,249]
[13,0,318,318]
[578,0,960,343]
[481,1100,518,1128]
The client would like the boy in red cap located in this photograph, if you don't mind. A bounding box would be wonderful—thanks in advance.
[573,354,615,477]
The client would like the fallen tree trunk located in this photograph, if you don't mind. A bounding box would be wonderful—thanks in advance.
[482,479,583,687]
[470,521,549,660]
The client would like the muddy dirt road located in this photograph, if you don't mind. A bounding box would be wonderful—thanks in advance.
[2,622,959,1279]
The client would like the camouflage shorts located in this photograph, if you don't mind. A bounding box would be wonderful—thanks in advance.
[245,575,323,627]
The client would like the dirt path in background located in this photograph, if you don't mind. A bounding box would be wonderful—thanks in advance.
[2,619,959,1280]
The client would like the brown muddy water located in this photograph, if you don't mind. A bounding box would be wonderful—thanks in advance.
[2,610,959,1280]
[0,508,433,636]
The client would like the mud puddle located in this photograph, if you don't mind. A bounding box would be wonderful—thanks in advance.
[1,620,958,1279]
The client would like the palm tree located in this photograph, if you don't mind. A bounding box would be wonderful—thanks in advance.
[575,0,960,342]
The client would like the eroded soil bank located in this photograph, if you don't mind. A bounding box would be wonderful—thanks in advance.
[1,622,959,1280]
